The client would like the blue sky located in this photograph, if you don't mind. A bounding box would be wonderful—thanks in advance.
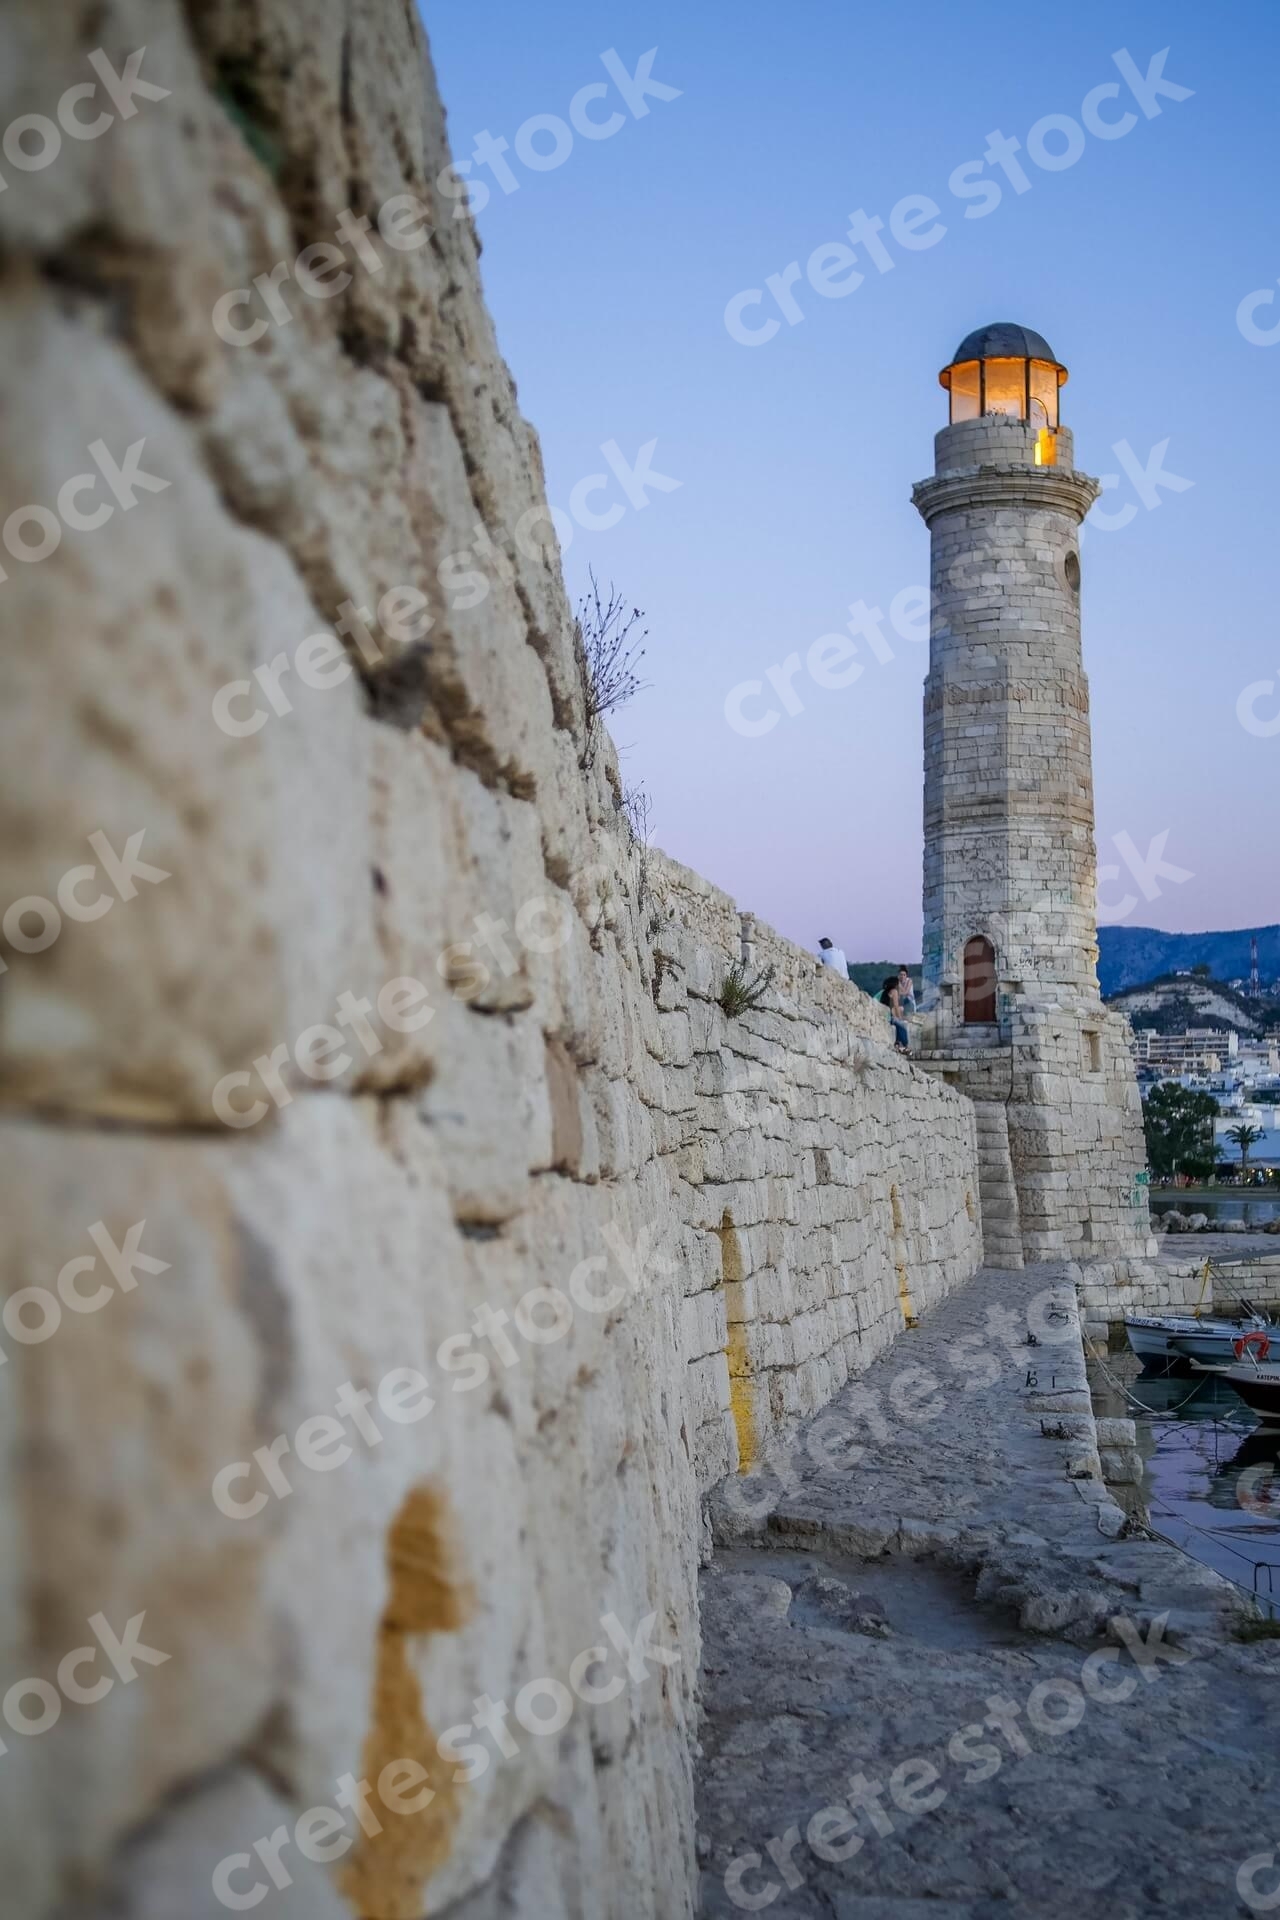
[426,0,1279,959]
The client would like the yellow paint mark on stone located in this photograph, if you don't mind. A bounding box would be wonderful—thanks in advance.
[716,1210,744,1285]
[716,1210,756,1473]
[895,1258,918,1330]
[726,1324,756,1473]
[890,1185,917,1327]
[342,1484,473,1920]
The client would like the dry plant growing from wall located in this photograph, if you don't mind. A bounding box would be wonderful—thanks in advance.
[718,959,776,1018]
[621,781,652,844]
[621,781,654,905]
[576,569,649,768]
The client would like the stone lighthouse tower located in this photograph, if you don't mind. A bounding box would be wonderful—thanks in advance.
[912,323,1155,1283]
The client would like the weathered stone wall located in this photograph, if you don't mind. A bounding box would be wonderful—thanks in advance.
[0,7,984,1918]
[920,999,1152,1269]
[1004,1002,1154,1261]
[648,855,984,1493]
[1133,1250,1280,1316]
[1077,1248,1280,1334]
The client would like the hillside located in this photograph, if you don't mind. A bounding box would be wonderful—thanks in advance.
[1105,976,1263,1035]
[1098,923,1280,995]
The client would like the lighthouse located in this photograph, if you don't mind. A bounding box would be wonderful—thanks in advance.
[911,324,1155,1280]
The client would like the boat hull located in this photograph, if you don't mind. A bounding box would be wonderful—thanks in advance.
[1124,1315,1273,1370]
[1219,1365,1280,1425]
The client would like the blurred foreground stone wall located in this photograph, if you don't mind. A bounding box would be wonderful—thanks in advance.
[0,5,982,1915]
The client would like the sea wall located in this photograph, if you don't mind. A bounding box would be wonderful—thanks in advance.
[1147,1251,1280,1314]
[0,5,981,1916]
[649,855,984,1494]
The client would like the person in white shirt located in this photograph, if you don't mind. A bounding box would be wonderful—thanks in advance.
[896,966,917,1015]
[817,936,848,975]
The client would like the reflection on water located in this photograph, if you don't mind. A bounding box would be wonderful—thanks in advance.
[1088,1339,1280,1616]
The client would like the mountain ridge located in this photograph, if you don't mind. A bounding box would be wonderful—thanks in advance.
[1097,924,1280,997]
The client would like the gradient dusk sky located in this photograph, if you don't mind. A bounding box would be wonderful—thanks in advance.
[427,0,1279,961]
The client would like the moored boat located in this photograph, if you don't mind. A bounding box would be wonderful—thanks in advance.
[1124,1308,1274,1371]
[1215,1361,1280,1426]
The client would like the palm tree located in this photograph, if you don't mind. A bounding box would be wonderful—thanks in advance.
[1226,1123,1265,1183]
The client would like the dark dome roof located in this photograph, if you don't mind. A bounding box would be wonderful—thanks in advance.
[949,322,1061,365]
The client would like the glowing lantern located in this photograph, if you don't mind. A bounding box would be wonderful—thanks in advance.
[938,323,1068,465]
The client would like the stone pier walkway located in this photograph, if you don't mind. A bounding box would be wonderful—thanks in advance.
[695,1266,1280,1920]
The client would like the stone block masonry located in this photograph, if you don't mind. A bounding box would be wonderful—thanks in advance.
[915,420,1101,1007]
[1149,1249,1280,1315]
[913,403,1156,1278]
[649,854,984,1493]
[0,8,984,1919]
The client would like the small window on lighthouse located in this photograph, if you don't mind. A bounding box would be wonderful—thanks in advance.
[1029,359,1061,430]
[982,358,1024,417]
[947,359,980,422]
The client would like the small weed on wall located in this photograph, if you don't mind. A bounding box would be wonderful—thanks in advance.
[718,960,775,1018]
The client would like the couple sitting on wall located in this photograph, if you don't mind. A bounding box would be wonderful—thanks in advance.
[817,941,915,1054]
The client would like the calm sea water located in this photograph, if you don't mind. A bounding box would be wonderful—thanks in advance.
[1088,1342,1280,1618]
[1149,1194,1280,1225]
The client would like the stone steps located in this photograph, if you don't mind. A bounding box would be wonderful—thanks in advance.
[973,1098,1024,1267]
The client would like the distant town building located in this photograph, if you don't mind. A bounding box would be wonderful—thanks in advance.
[1134,1028,1280,1132]
[1238,1037,1280,1079]
[1132,1026,1236,1074]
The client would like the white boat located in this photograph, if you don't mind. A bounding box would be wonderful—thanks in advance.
[1124,1309,1274,1370]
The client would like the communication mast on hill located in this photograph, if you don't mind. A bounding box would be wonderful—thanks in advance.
[1250,933,1261,998]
